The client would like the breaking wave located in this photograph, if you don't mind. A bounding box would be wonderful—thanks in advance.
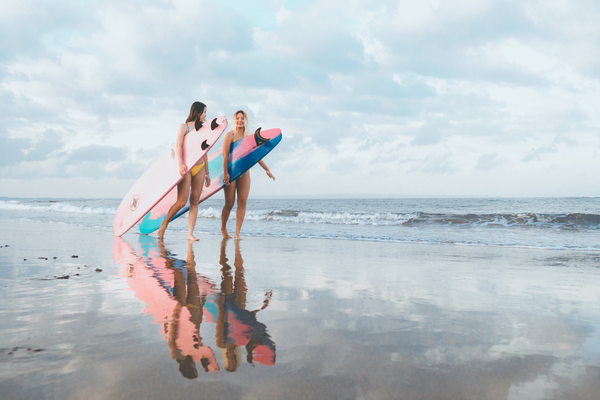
[0,200,116,215]
[242,209,600,230]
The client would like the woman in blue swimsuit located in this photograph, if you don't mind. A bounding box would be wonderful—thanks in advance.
[158,102,211,241]
[221,110,275,239]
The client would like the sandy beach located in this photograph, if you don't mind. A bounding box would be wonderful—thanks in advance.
[1,216,600,400]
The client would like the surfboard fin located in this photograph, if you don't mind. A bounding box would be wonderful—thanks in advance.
[201,140,209,150]
[254,127,269,146]
[211,118,219,130]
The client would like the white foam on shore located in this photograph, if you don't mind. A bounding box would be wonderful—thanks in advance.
[0,200,116,215]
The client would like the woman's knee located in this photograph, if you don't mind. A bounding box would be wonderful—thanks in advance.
[237,198,247,208]
[174,200,187,210]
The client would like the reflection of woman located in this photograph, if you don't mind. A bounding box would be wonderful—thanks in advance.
[113,235,275,375]
[115,236,219,378]
[160,240,219,377]
[216,239,275,371]
[158,101,211,241]
[221,110,275,239]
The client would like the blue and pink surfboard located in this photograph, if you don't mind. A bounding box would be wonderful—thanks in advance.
[139,128,282,234]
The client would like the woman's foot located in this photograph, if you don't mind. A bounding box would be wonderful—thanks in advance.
[233,233,242,240]
[188,235,199,242]
[221,228,231,239]
[157,224,166,239]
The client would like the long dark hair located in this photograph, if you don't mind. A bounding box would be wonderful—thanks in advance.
[186,101,207,131]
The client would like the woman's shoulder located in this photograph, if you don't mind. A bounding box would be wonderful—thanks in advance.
[179,122,191,133]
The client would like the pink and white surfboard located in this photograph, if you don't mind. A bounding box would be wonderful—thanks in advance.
[113,116,228,236]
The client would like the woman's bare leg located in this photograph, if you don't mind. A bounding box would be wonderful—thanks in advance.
[158,173,192,239]
[233,173,251,240]
[221,181,237,238]
[187,166,206,241]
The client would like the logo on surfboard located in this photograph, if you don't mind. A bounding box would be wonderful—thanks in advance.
[130,195,140,211]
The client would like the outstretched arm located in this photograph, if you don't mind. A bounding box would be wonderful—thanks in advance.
[258,160,275,180]
[202,153,211,187]
[252,290,273,314]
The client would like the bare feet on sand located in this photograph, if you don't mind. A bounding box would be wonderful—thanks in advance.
[157,225,166,239]
[221,229,231,239]
[188,235,199,242]
[233,234,242,240]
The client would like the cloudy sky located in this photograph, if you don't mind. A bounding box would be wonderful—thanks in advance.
[1,0,599,198]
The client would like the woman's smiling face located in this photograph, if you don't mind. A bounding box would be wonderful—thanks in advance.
[235,112,244,128]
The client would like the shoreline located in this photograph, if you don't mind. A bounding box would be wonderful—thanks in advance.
[5,213,600,253]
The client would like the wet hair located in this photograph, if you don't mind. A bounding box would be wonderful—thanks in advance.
[177,355,198,379]
[186,101,207,131]
[227,110,249,137]
[200,357,211,372]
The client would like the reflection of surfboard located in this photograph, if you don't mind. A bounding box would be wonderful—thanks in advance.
[113,117,228,236]
[139,128,282,235]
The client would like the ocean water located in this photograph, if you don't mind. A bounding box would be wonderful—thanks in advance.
[1,197,598,250]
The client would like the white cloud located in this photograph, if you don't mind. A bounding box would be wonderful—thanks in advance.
[1,0,600,198]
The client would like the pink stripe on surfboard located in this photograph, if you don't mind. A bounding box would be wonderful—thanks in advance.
[113,116,228,236]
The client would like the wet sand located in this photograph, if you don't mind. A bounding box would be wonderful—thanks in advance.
[1,217,600,400]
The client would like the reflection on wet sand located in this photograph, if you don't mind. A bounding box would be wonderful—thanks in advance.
[112,236,275,378]
[217,239,275,371]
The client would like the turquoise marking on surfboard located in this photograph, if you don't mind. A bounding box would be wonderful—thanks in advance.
[139,131,282,234]
[138,139,243,234]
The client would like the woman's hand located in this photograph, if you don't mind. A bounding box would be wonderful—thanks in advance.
[205,174,211,187]
[179,163,187,176]
[223,172,230,186]
[265,169,275,180]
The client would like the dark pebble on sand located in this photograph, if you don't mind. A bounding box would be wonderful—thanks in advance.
[53,257,57,259]
[95,268,102,272]
[5,245,9,247]
[55,275,70,279]
[23,259,27,261]
[38,257,48,260]
[71,255,78,258]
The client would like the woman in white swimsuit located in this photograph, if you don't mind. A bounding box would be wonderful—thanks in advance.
[221,110,275,239]
[158,102,211,241]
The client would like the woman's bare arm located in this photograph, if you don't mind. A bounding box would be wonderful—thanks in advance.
[222,133,233,185]
[176,124,188,176]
